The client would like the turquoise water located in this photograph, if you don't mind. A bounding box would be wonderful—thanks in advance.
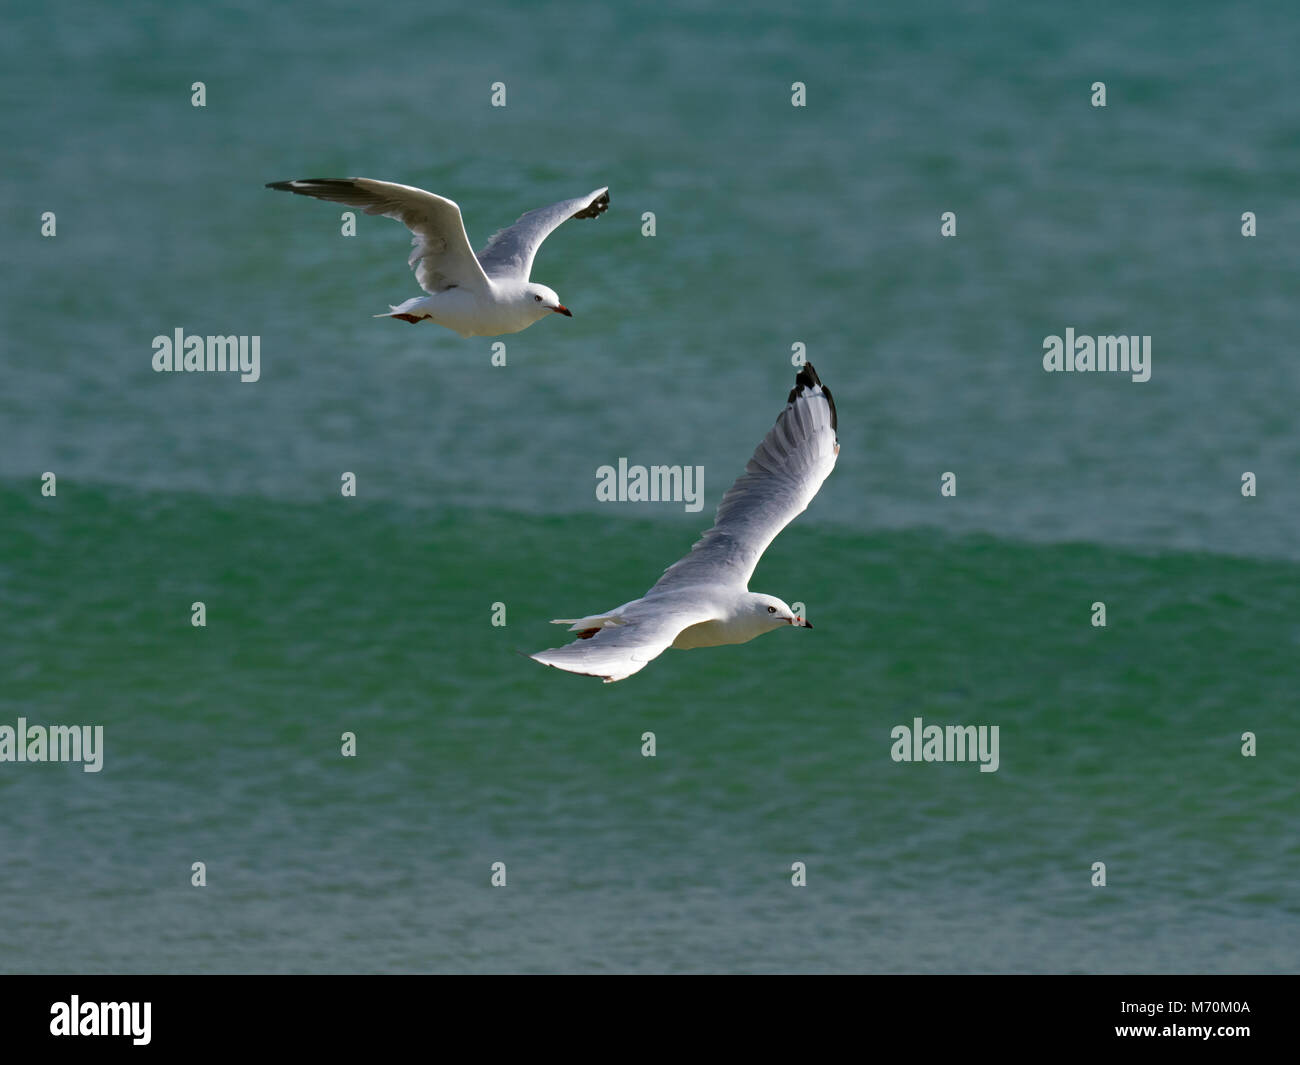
[2,0,1297,972]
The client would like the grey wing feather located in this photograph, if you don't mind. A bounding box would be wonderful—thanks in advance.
[652,363,839,593]
[266,177,491,294]
[529,601,711,683]
[476,187,609,280]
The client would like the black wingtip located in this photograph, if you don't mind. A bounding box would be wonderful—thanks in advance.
[789,362,837,432]
[793,361,822,393]
[572,188,611,220]
[266,178,357,193]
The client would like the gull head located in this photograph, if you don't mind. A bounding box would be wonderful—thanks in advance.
[750,594,812,631]
[524,283,571,318]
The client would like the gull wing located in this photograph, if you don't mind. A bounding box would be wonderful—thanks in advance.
[651,363,839,593]
[267,177,492,294]
[475,187,609,281]
[530,601,714,683]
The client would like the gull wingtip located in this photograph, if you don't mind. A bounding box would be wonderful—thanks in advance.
[789,361,837,432]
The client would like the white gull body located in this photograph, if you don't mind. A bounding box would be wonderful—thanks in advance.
[531,363,840,683]
[266,178,609,337]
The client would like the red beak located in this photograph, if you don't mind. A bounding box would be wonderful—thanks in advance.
[554,304,573,317]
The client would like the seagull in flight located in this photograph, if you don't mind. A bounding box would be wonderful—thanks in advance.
[266,178,609,337]
[531,363,839,683]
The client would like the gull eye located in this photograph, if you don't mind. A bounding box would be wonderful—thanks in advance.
[534,294,542,302]
[767,605,777,613]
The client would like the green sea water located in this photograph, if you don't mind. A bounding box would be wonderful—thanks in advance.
[2,0,1298,972]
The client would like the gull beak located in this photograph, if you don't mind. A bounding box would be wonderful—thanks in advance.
[792,616,812,628]
[553,304,573,317]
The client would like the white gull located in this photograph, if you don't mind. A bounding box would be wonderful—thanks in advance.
[531,363,839,683]
[266,178,609,337]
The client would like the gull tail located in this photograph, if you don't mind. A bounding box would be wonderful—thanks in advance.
[374,296,431,324]
[550,614,627,640]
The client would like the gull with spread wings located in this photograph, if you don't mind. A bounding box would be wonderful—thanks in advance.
[530,363,839,683]
[266,178,609,337]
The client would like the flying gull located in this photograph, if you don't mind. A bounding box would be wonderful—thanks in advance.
[266,178,609,337]
[530,363,839,683]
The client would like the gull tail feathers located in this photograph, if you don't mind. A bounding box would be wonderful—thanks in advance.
[550,614,628,639]
[373,296,430,323]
